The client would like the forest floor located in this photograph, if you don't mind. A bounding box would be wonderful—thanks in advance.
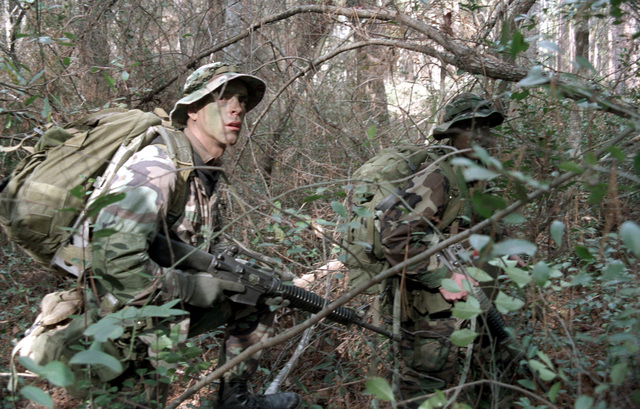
[1,230,638,409]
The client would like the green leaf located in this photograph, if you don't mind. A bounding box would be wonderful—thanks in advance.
[532,261,550,286]
[610,362,628,386]
[505,267,531,288]
[353,205,373,217]
[536,351,554,369]
[583,152,598,166]
[419,390,448,408]
[469,234,490,250]
[103,72,117,91]
[517,379,537,390]
[92,228,118,238]
[138,304,188,318]
[331,201,348,218]
[121,71,130,81]
[517,65,549,87]
[466,267,494,283]
[569,274,592,286]
[494,291,524,313]
[587,183,608,204]
[28,69,45,86]
[574,395,594,409]
[364,376,395,401]
[69,350,123,374]
[69,184,86,199]
[472,191,506,218]
[509,29,530,58]
[84,317,124,342]
[463,166,498,182]
[441,278,462,293]
[634,152,640,175]
[41,361,75,387]
[548,381,562,403]
[302,194,323,204]
[492,239,537,257]
[574,56,597,74]
[452,296,483,320]
[558,161,585,174]
[602,261,625,281]
[503,212,526,224]
[366,125,377,141]
[87,193,126,217]
[20,386,53,408]
[620,221,640,257]
[17,356,43,374]
[528,359,556,381]
[511,90,529,101]
[550,220,564,247]
[605,146,625,162]
[451,328,478,346]
[574,246,594,261]
[25,94,39,106]
[41,96,51,120]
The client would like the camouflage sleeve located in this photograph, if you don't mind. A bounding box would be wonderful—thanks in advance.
[379,165,452,289]
[91,145,180,305]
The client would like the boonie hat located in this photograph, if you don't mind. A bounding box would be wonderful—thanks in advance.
[170,62,266,126]
[433,93,504,140]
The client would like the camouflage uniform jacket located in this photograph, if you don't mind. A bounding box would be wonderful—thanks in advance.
[378,154,470,290]
[91,138,221,307]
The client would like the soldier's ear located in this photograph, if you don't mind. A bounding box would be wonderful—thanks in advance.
[186,103,201,122]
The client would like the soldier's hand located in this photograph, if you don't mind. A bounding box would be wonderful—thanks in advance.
[264,296,290,310]
[170,271,245,307]
[439,272,477,302]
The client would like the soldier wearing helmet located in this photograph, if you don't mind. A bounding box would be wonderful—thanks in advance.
[376,93,507,407]
[87,63,301,409]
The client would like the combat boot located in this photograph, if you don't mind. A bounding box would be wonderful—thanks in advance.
[217,381,301,409]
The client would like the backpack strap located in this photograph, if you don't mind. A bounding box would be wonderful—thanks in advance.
[425,151,470,231]
[152,126,194,225]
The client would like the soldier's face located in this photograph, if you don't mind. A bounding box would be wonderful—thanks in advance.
[450,125,492,158]
[192,80,249,149]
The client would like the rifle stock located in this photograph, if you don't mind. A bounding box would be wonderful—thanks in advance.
[149,234,400,341]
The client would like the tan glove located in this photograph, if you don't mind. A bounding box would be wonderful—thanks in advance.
[264,295,290,310]
[170,271,245,308]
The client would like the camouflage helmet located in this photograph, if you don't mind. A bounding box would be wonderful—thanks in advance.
[432,93,504,140]
[170,62,266,126]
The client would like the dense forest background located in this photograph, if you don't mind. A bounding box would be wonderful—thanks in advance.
[1,0,639,408]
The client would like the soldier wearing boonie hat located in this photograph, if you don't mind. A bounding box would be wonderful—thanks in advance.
[170,62,266,126]
[368,92,513,407]
[85,61,301,409]
[432,92,504,139]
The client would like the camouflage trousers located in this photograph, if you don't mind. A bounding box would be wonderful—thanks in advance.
[18,292,275,407]
[90,300,275,407]
[391,281,463,403]
[186,301,276,383]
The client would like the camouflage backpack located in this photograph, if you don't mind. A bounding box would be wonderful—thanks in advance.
[341,145,466,293]
[0,108,194,273]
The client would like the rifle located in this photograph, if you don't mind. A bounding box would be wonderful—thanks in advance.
[150,234,401,341]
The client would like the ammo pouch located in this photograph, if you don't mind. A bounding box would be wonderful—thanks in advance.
[404,317,462,377]
[14,288,84,363]
[9,289,127,395]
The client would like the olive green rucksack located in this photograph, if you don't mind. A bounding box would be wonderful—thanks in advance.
[0,108,193,271]
[341,145,465,294]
